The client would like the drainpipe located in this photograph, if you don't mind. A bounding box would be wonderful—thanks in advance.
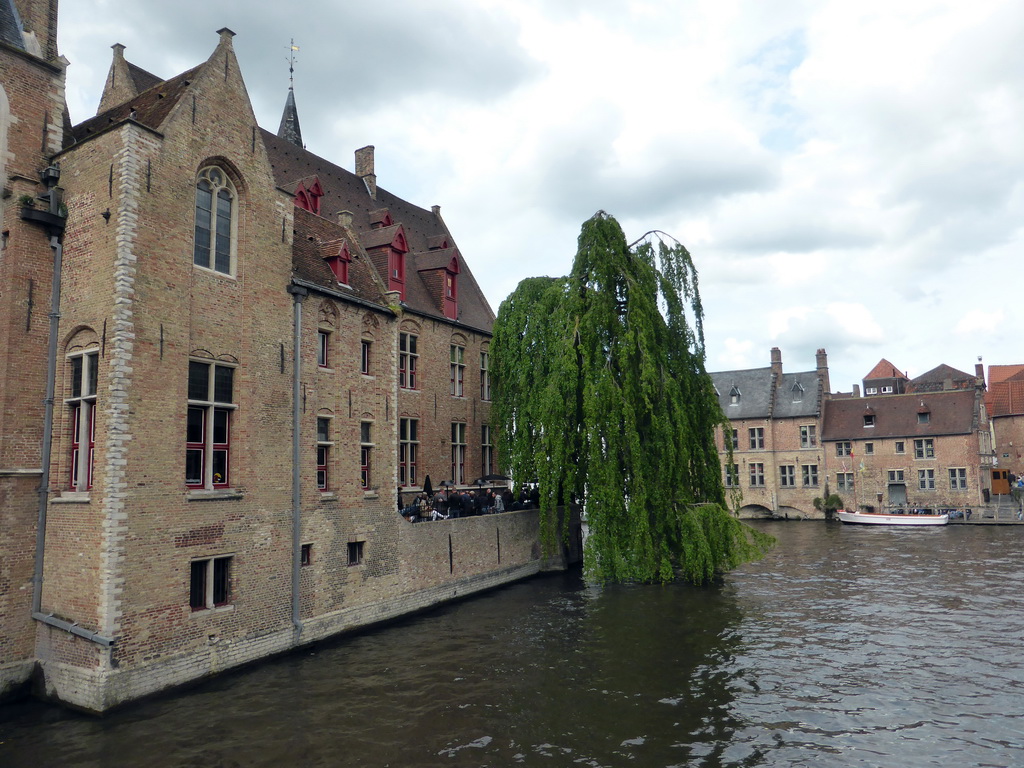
[23,166,115,647]
[32,230,61,616]
[20,167,62,612]
[287,283,308,639]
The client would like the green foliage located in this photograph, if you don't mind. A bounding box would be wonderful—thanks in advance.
[814,494,844,513]
[492,212,773,584]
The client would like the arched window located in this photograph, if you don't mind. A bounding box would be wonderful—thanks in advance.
[194,166,236,274]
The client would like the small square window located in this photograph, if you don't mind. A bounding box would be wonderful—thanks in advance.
[189,556,231,611]
[895,441,905,454]
[865,442,874,455]
[347,541,364,566]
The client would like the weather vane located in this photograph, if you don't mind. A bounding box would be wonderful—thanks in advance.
[287,39,299,89]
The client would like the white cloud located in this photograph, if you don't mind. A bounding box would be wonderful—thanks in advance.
[57,0,1024,395]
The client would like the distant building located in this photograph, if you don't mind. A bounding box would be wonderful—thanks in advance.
[861,358,909,396]
[822,362,993,511]
[985,364,1024,486]
[711,348,831,519]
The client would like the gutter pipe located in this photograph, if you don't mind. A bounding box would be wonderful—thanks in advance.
[23,167,114,646]
[287,283,308,639]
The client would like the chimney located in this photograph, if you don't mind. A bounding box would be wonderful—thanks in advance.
[976,361,985,386]
[431,205,441,218]
[337,210,353,227]
[770,347,782,377]
[852,384,861,398]
[816,349,830,394]
[355,145,376,200]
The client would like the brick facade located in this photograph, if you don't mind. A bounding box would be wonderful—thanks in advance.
[712,348,830,519]
[0,19,558,713]
[0,0,66,699]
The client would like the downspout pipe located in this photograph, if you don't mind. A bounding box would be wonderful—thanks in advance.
[32,230,61,616]
[287,283,308,639]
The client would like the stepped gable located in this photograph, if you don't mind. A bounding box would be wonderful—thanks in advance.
[822,390,975,440]
[70,64,202,143]
[709,367,773,419]
[262,128,495,332]
[291,207,386,304]
[909,363,975,393]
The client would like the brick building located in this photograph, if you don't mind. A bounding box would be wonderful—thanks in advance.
[710,348,831,519]
[0,11,560,712]
[0,0,66,708]
[822,362,993,512]
[984,364,1024,487]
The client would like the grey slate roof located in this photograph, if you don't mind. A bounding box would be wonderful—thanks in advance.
[710,365,823,420]
[0,0,24,50]
[277,88,302,148]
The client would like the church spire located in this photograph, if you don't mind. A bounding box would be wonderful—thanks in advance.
[277,40,303,148]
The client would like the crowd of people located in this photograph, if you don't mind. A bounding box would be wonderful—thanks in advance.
[398,485,541,523]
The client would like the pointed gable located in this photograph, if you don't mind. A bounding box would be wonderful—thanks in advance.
[864,358,906,381]
[72,63,202,141]
[909,363,976,393]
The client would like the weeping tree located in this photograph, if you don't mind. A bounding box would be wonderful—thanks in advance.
[492,211,772,584]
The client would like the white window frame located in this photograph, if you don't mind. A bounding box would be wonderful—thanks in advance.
[66,349,99,492]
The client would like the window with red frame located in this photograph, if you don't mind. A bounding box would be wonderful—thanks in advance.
[316,417,331,490]
[451,422,466,485]
[450,344,465,397]
[480,350,491,401]
[399,333,417,389]
[399,417,418,487]
[186,361,234,489]
[360,421,373,489]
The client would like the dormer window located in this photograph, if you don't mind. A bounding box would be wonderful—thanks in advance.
[443,254,460,320]
[324,242,351,285]
[792,382,804,402]
[917,403,931,424]
[729,386,741,405]
[863,414,875,427]
[369,208,393,229]
[294,178,323,215]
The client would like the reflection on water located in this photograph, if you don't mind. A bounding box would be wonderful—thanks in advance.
[1,522,1022,767]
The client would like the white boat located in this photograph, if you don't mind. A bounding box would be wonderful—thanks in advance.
[837,509,949,526]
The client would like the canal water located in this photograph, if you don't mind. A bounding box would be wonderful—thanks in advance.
[1,521,1022,767]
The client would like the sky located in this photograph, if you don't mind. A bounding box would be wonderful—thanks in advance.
[56,0,1024,393]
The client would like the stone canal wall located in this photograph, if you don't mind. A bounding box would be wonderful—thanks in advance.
[35,509,551,713]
